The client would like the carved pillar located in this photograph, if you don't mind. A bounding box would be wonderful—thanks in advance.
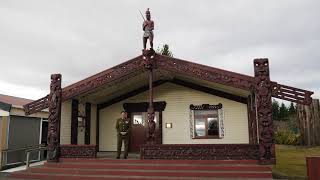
[96,109,100,150]
[254,59,275,164]
[142,49,156,144]
[47,74,62,162]
[71,99,78,145]
[85,102,91,145]
[248,93,258,145]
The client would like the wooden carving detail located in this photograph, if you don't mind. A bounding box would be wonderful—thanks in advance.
[60,145,97,158]
[190,103,222,110]
[157,55,254,90]
[248,94,258,145]
[272,82,313,105]
[85,103,91,145]
[123,102,166,112]
[254,59,275,164]
[62,56,146,100]
[47,74,62,162]
[143,49,157,144]
[24,95,49,116]
[140,144,259,160]
[23,54,313,115]
[71,99,78,145]
[142,49,156,70]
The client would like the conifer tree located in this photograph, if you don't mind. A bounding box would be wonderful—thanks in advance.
[272,99,280,120]
[157,44,173,57]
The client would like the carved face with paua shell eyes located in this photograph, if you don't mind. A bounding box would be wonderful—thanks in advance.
[254,59,269,80]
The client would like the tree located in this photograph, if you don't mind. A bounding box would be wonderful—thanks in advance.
[288,102,296,115]
[272,99,280,120]
[157,44,173,57]
[279,102,289,121]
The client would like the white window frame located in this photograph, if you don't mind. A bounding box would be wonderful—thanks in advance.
[189,104,224,139]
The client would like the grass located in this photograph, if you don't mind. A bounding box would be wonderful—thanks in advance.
[273,144,320,179]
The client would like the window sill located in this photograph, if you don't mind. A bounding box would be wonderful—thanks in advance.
[192,136,221,139]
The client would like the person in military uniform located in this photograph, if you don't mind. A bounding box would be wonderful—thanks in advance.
[116,111,131,159]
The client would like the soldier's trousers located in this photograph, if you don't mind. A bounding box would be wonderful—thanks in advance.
[117,134,129,158]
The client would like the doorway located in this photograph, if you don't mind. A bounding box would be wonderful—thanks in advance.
[123,101,166,152]
[129,112,160,152]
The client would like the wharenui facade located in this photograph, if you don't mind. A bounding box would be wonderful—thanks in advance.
[23,50,313,165]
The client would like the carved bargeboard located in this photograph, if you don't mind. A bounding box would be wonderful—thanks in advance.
[24,55,313,115]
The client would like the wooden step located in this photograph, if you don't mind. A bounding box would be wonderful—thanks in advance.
[9,158,273,179]
[11,171,272,179]
[44,162,271,171]
[59,158,260,164]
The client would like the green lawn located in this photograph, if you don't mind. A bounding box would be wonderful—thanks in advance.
[273,145,320,179]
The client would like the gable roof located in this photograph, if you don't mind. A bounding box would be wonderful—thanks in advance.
[24,54,313,115]
[0,94,33,107]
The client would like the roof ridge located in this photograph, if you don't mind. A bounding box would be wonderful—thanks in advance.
[0,93,34,101]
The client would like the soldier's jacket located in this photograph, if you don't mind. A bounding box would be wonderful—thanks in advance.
[116,118,131,136]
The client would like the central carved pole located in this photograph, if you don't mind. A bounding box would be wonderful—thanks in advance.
[143,49,156,144]
[47,74,62,162]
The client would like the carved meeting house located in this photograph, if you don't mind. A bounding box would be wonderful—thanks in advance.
[24,50,313,164]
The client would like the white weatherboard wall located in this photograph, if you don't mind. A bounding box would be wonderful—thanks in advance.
[60,100,72,144]
[99,82,249,151]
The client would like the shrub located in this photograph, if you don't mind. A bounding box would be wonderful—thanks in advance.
[275,130,301,145]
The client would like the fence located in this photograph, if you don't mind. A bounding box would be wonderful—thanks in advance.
[297,99,320,146]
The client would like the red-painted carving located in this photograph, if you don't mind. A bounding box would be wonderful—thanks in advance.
[254,59,275,164]
[271,82,313,105]
[60,145,97,158]
[47,74,62,162]
[23,95,49,116]
[24,55,313,115]
[140,144,259,160]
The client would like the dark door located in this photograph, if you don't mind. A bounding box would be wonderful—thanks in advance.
[129,112,160,152]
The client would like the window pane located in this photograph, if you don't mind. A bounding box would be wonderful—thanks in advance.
[207,117,219,136]
[195,119,206,137]
[133,114,143,124]
[194,110,209,115]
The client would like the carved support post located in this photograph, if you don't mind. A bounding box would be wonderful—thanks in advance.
[248,92,258,145]
[142,49,156,144]
[254,59,275,164]
[47,74,62,162]
[85,102,91,145]
[71,99,78,145]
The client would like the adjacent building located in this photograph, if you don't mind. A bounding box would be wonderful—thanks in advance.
[0,94,48,169]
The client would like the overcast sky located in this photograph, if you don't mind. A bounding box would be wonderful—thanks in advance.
[0,0,319,101]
